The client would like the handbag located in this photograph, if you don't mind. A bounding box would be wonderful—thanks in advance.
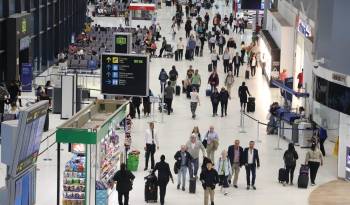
[202,131,209,148]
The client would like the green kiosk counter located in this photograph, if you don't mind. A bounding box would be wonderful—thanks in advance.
[56,99,129,205]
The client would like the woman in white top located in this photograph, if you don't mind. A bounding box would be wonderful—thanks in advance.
[211,49,219,70]
[216,150,232,195]
[222,48,231,73]
[305,143,323,186]
[190,87,200,119]
[249,53,258,77]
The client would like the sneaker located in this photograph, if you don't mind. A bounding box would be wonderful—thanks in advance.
[177,184,180,190]
[182,187,185,191]
[234,185,238,188]
[246,186,250,190]
[252,186,256,190]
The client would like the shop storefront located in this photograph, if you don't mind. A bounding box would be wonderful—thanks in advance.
[56,100,131,205]
[259,30,280,86]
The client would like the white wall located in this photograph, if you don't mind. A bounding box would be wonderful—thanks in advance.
[338,113,350,178]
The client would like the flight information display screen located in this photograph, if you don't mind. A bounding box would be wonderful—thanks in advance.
[16,105,48,174]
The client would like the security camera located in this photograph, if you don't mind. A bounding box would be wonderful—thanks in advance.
[313,63,319,69]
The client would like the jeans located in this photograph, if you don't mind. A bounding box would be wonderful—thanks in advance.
[211,102,219,115]
[220,101,228,116]
[212,60,217,69]
[118,192,129,205]
[219,45,224,55]
[204,187,215,205]
[145,144,156,169]
[209,43,215,53]
[189,158,199,178]
[160,82,166,94]
[245,164,256,186]
[308,161,320,184]
[158,181,168,205]
[178,166,188,187]
[231,163,241,185]
[159,47,165,57]
[195,46,200,56]
[164,98,173,115]
[234,65,240,77]
[286,165,296,184]
[223,59,230,73]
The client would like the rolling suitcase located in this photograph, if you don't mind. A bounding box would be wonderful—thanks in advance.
[208,64,213,72]
[145,173,158,202]
[175,50,179,61]
[297,165,309,188]
[185,49,191,60]
[176,86,181,96]
[245,70,250,79]
[247,97,255,112]
[166,0,171,6]
[278,168,288,183]
[189,178,196,193]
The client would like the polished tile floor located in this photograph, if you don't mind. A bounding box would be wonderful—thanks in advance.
[0,1,339,205]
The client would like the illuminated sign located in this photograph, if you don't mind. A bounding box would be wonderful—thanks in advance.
[21,18,27,34]
[297,18,312,38]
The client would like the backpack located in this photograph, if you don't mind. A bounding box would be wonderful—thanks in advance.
[284,151,295,167]
[169,71,177,81]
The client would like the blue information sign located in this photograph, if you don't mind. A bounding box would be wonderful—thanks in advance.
[21,63,32,92]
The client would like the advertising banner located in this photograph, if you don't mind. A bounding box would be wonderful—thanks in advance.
[21,63,32,92]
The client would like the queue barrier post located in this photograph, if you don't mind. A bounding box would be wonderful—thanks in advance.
[256,120,262,143]
[274,119,283,150]
[239,111,247,133]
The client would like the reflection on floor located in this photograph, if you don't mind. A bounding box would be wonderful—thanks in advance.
[309,180,350,205]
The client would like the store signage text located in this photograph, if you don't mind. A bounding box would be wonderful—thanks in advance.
[332,73,347,84]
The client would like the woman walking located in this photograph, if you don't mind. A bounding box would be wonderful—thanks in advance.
[224,71,234,96]
[216,150,232,195]
[305,143,323,186]
[112,163,135,205]
[283,143,298,185]
[190,87,200,119]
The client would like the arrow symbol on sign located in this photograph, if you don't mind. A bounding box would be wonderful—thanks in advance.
[106,57,111,63]
[106,80,111,84]
[106,72,111,77]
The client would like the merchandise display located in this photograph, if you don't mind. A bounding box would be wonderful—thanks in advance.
[99,132,120,184]
[62,155,86,205]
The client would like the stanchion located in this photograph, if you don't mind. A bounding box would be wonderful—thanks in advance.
[239,111,246,133]
[161,83,165,123]
[43,137,52,161]
[274,120,282,150]
[256,121,262,143]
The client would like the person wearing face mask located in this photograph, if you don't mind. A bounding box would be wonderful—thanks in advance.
[305,143,323,186]
[186,134,206,179]
[174,145,193,191]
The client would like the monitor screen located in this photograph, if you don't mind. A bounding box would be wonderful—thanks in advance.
[15,171,33,205]
[240,0,262,10]
[17,106,47,174]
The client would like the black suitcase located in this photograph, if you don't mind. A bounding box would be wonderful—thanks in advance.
[189,178,196,193]
[175,50,179,61]
[145,174,158,202]
[278,168,288,183]
[208,64,213,72]
[166,0,171,6]
[245,70,250,79]
[297,174,308,188]
[176,86,181,96]
[185,49,191,60]
[247,97,255,112]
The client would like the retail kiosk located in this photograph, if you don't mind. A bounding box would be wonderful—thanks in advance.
[56,100,129,205]
[0,101,49,205]
[128,3,156,20]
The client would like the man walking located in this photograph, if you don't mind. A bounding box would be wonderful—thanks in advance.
[144,122,159,171]
[174,145,193,191]
[158,37,167,57]
[164,81,175,115]
[227,140,244,188]
[169,66,179,88]
[186,134,206,179]
[153,155,174,205]
[177,37,185,60]
[232,52,243,77]
[205,126,219,162]
[243,141,260,190]
[191,69,201,92]
[159,68,169,93]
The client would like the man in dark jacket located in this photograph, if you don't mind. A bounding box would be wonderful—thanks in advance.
[159,68,169,93]
[169,65,179,88]
[243,141,260,190]
[174,145,193,191]
[238,82,251,112]
[232,52,243,77]
[200,161,219,205]
[210,88,220,117]
[164,81,174,115]
[153,155,174,205]
[219,87,229,117]
[158,37,167,57]
[208,71,219,92]
[113,163,135,205]
[227,140,244,188]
